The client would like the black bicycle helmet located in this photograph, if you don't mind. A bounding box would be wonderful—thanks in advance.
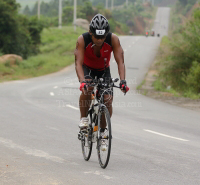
[89,14,110,37]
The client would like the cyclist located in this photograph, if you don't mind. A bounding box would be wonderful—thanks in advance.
[74,14,129,129]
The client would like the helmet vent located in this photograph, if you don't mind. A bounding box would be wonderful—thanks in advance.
[90,14,110,35]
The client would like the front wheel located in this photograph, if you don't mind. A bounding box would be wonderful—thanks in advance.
[81,127,93,161]
[97,106,112,169]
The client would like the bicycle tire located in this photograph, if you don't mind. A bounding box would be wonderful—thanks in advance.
[97,106,112,169]
[81,127,93,161]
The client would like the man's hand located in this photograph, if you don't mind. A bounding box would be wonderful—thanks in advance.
[120,80,129,94]
[79,81,87,93]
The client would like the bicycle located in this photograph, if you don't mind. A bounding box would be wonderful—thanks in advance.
[78,77,128,169]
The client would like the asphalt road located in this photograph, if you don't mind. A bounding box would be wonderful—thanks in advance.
[1,7,200,185]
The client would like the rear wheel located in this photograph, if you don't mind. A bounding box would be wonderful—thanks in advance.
[97,106,112,169]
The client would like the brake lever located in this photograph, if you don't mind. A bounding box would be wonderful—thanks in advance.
[84,84,88,91]
[123,85,130,96]
[123,85,126,96]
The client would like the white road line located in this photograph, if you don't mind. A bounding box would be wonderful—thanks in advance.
[66,104,79,110]
[50,92,55,96]
[0,137,65,163]
[46,126,59,131]
[84,171,112,180]
[144,129,189,142]
[54,86,58,89]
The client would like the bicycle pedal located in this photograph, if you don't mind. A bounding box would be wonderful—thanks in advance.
[78,133,81,140]
[81,128,88,133]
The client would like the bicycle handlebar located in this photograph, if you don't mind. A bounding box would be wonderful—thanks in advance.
[85,78,119,87]
[84,78,129,95]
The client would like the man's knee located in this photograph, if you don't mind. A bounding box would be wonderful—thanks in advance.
[80,87,94,96]
[79,99,91,108]
[104,95,113,107]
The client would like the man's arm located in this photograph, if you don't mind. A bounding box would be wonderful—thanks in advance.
[74,35,85,82]
[112,34,126,80]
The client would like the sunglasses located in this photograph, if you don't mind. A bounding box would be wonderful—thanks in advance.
[93,34,107,40]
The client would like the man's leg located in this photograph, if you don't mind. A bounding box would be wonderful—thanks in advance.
[101,94,113,128]
[79,87,93,118]
[99,70,113,129]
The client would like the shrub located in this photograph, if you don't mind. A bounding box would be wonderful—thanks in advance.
[0,0,44,59]
[182,61,200,93]
[157,7,200,96]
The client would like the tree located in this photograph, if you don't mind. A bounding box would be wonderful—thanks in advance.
[23,5,31,15]
[81,1,94,17]
[0,0,44,58]
[0,0,23,55]
[63,6,73,24]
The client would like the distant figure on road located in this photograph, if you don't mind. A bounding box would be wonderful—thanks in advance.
[151,29,155,36]
[146,30,149,37]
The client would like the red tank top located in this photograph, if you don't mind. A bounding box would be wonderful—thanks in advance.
[82,32,113,71]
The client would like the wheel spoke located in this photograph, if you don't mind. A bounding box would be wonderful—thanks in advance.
[97,107,112,169]
[81,116,93,161]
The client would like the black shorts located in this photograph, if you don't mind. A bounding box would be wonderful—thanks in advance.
[83,65,113,95]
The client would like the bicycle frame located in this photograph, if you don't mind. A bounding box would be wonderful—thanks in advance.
[87,76,115,139]
[81,77,121,143]
[79,77,128,168]
[87,82,107,142]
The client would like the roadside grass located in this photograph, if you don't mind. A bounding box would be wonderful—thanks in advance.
[0,26,85,82]
[153,77,200,99]
[153,6,200,100]
[153,78,180,97]
[135,71,200,99]
[183,90,200,99]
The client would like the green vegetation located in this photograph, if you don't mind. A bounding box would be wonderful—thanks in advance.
[22,0,156,35]
[0,26,85,82]
[155,4,200,99]
[170,0,198,34]
[175,0,197,16]
[154,0,177,6]
[0,0,45,59]
[152,78,180,97]
[0,0,158,82]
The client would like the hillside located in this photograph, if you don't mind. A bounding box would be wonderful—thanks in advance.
[155,0,177,6]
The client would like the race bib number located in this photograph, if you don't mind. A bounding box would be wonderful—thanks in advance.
[96,30,105,35]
